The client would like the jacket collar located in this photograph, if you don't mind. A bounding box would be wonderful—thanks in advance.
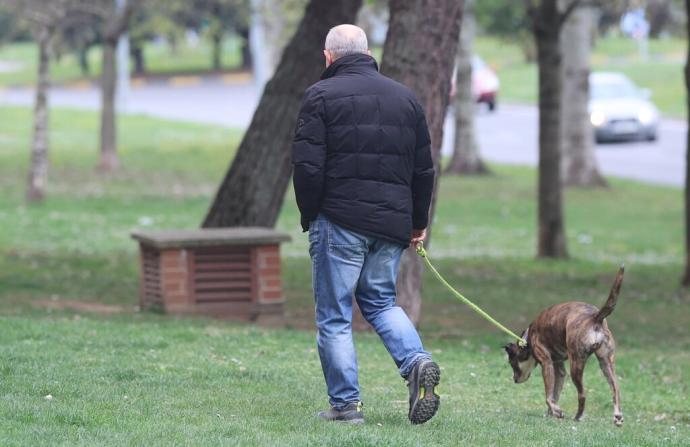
[320,53,379,80]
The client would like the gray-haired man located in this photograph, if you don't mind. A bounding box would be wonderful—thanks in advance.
[292,24,440,425]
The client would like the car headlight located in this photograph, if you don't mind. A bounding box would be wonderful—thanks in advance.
[638,108,654,125]
[590,110,606,127]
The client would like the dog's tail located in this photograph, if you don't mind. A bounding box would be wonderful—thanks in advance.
[594,265,625,324]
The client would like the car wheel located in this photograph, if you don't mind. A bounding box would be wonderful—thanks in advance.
[488,100,496,112]
[645,131,657,142]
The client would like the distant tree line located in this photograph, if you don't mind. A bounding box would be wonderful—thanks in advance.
[0,0,254,76]
[476,0,686,62]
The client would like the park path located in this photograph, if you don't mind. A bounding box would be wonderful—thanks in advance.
[0,77,685,187]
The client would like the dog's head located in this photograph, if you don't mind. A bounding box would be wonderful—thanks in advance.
[504,329,536,384]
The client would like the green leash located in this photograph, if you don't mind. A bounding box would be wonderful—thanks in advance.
[415,242,527,347]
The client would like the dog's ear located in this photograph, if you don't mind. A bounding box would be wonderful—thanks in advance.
[503,344,514,356]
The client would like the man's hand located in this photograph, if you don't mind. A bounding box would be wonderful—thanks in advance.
[411,228,427,245]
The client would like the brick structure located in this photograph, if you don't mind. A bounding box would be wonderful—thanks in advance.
[131,228,291,323]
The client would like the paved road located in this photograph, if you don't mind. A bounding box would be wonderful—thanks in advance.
[1,79,685,187]
[449,104,686,188]
[0,76,260,127]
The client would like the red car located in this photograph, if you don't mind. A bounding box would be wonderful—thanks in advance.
[450,55,500,112]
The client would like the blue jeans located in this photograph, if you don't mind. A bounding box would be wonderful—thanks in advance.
[309,213,431,409]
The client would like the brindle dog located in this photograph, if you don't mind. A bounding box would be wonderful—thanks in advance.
[504,267,625,426]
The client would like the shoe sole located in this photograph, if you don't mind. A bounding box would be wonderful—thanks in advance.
[410,362,441,425]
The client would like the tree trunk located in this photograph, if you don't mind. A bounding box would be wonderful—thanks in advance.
[202,0,363,228]
[682,0,690,286]
[97,0,140,172]
[131,45,145,75]
[561,5,606,187]
[379,0,463,324]
[27,29,52,203]
[445,0,488,176]
[533,0,568,258]
[78,45,90,76]
[647,0,671,39]
[168,33,178,55]
[239,28,252,69]
[98,37,119,172]
[211,29,223,70]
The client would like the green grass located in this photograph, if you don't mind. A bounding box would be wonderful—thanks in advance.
[0,106,689,444]
[0,37,243,86]
[1,315,688,446]
[475,35,686,118]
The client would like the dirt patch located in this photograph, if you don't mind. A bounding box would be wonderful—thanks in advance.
[32,299,125,315]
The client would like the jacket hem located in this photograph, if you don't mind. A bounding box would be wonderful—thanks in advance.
[321,211,410,248]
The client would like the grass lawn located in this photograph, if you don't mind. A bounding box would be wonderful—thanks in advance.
[0,107,689,445]
[0,37,243,86]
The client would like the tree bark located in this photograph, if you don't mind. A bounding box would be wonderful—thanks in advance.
[78,45,90,76]
[561,5,606,188]
[202,0,363,228]
[445,0,488,176]
[211,29,223,70]
[131,45,145,75]
[27,28,52,203]
[239,27,252,69]
[97,0,140,172]
[647,0,672,39]
[682,0,690,286]
[98,37,119,172]
[530,0,575,258]
[379,0,463,324]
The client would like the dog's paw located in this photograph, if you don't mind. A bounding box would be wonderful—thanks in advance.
[547,408,565,419]
[614,414,624,427]
[574,413,584,422]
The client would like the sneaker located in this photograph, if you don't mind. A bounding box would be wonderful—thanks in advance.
[407,360,441,424]
[317,402,364,424]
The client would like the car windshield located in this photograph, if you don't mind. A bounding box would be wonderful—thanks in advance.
[591,78,640,100]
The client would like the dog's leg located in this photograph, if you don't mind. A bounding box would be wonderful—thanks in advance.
[541,361,564,418]
[552,361,566,405]
[569,357,587,421]
[596,345,623,426]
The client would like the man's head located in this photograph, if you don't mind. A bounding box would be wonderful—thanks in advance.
[324,24,370,67]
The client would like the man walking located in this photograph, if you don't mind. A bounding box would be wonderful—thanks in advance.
[292,24,440,425]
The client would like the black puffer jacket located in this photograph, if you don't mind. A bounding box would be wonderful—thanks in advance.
[292,53,434,247]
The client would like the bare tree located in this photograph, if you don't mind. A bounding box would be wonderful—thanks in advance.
[1,0,95,202]
[379,0,463,324]
[445,0,489,176]
[561,3,606,187]
[202,0,362,228]
[526,0,581,258]
[96,0,142,172]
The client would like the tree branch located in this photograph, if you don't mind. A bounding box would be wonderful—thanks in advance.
[559,0,582,28]
[104,0,144,40]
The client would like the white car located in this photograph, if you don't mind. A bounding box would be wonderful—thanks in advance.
[589,72,659,143]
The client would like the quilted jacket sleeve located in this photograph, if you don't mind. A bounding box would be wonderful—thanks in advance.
[410,105,435,230]
[292,86,327,231]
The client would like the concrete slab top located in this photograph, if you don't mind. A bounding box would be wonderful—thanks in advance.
[131,227,292,249]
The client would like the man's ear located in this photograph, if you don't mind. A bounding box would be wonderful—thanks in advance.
[323,50,333,67]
